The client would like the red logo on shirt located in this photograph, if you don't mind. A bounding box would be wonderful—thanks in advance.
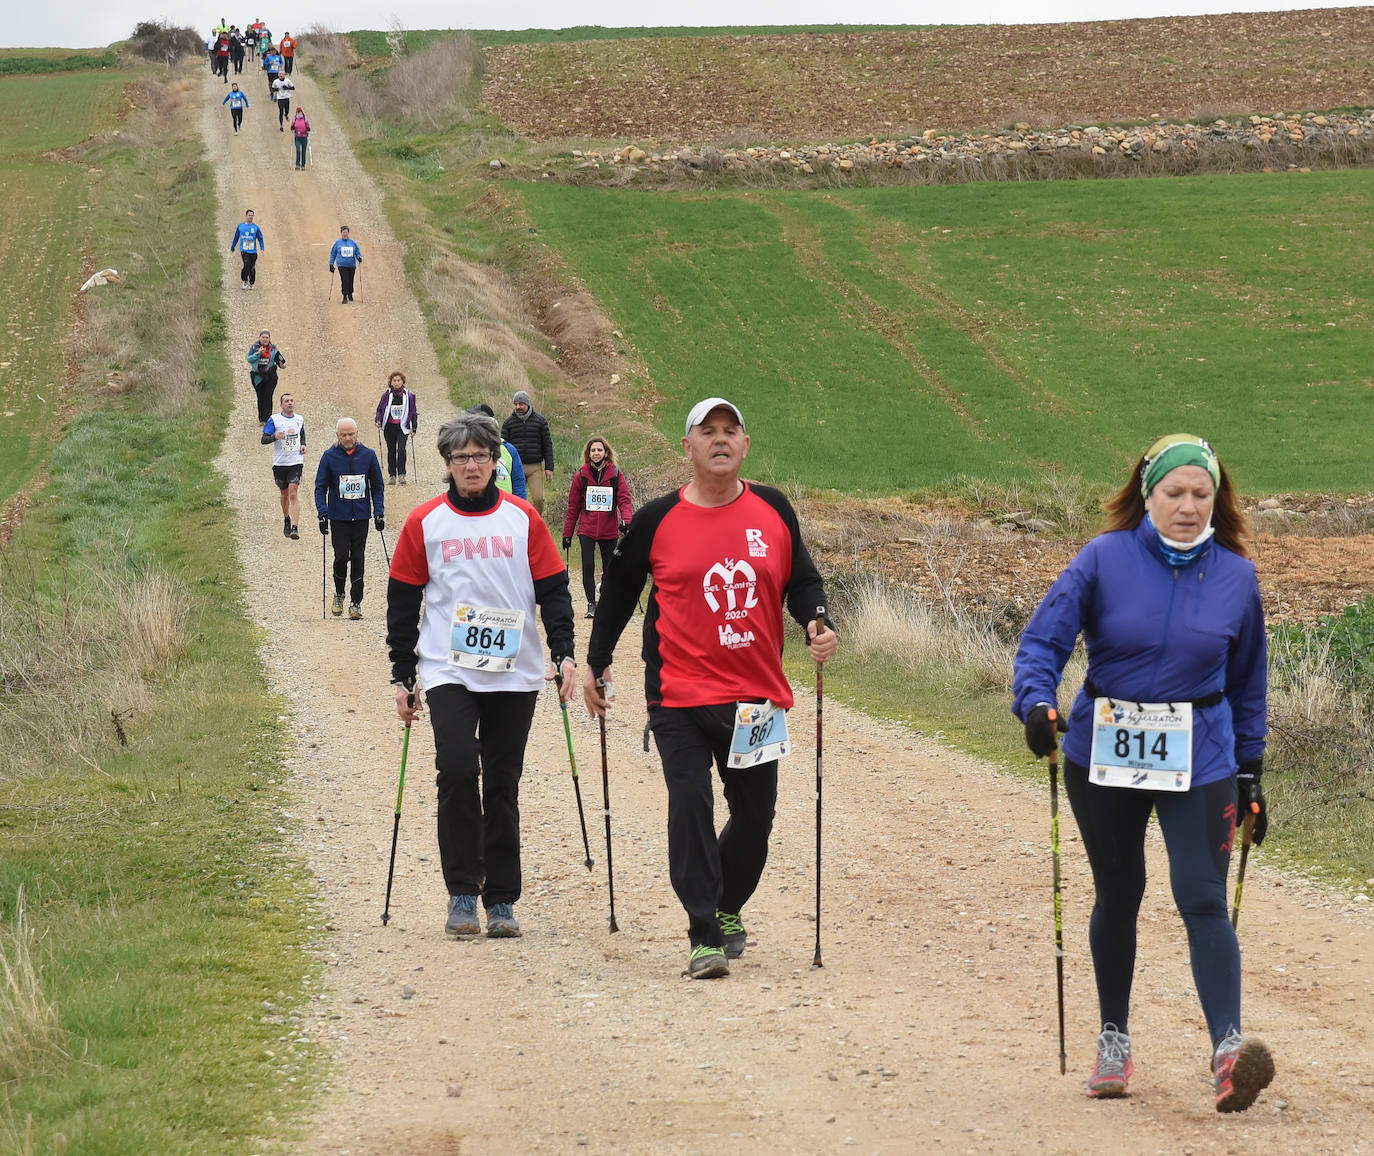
[441,536,515,562]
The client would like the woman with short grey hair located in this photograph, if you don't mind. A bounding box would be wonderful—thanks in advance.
[387,404,575,941]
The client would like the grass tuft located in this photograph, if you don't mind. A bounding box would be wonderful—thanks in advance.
[0,888,67,1084]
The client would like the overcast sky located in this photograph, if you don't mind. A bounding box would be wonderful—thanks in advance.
[1,0,1355,48]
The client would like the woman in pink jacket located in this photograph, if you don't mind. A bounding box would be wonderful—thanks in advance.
[562,436,633,618]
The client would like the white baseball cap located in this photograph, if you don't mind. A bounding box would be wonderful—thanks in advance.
[684,397,745,436]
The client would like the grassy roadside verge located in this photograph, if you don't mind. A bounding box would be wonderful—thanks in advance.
[1,66,318,1153]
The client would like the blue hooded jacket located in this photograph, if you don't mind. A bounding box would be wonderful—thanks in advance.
[1012,518,1266,787]
[314,441,385,521]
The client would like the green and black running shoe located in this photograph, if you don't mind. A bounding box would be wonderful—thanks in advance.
[717,909,747,959]
[685,944,730,979]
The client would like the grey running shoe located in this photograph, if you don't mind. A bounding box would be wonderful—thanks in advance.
[398,475,406,485]
[486,902,522,938]
[330,594,344,617]
[585,601,596,619]
[684,944,730,979]
[717,909,747,959]
[1213,1029,1274,1113]
[445,894,480,937]
[348,603,362,620]
[1087,1024,1132,1098]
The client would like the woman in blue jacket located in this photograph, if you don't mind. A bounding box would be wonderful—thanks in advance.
[1012,433,1273,1113]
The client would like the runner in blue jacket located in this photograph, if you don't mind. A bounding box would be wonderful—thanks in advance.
[328,225,362,303]
[1012,432,1274,1114]
[230,208,264,289]
[314,418,385,619]
[222,83,249,134]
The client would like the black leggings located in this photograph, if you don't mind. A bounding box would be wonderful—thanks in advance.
[648,703,778,948]
[383,423,409,478]
[578,535,614,604]
[329,518,368,603]
[1063,759,1241,1047]
[230,106,244,132]
[428,683,539,904]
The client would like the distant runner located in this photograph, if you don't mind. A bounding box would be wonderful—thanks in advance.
[229,207,264,289]
[501,390,554,516]
[272,74,295,130]
[278,31,296,73]
[386,410,576,940]
[315,417,384,619]
[328,225,362,304]
[562,435,633,619]
[222,83,250,136]
[583,397,837,979]
[245,329,285,423]
[291,107,310,169]
[261,391,306,539]
[373,370,418,485]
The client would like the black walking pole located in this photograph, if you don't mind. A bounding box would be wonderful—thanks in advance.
[1230,803,1259,930]
[1048,711,1067,1076]
[381,692,414,925]
[320,528,327,619]
[554,670,593,870]
[812,605,825,969]
[596,676,619,933]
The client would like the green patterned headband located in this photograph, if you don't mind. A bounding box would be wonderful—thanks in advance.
[1140,434,1220,497]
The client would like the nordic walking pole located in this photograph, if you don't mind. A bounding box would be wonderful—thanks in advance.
[596,676,619,933]
[327,266,334,304]
[320,529,327,618]
[554,670,593,869]
[381,691,415,926]
[1230,803,1259,930]
[812,604,826,969]
[1048,711,1067,1076]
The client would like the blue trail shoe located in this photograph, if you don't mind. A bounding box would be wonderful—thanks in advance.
[486,902,522,938]
[445,894,480,938]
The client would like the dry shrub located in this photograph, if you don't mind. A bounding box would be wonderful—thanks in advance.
[0,564,190,772]
[338,72,383,129]
[126,20,203,65]
[302,25,355,75]
[0,887,66,1084]
[381,34,484,128]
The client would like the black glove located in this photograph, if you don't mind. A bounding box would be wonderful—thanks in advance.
[1237,758,1268,846]
[318,514,329,536]
[1024,703,1068,758]
[562,537,571,552]
[618,521,629,536]
[328,264,334,273]
[374,515,385,532]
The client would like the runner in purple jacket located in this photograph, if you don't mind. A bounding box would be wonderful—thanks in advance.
[1013,433,1274,1113]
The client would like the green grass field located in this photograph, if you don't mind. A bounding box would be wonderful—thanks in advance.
[0,70,128,510]
[519,170,1374,494]
[1,65,318,1152]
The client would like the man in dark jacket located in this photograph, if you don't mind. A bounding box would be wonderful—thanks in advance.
[314,417,385,620]
[500,390,554,515]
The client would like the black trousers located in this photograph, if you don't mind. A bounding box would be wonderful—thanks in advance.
[252,370,277,422]
[578,535,614,605]
[277,97,290,127]
[239,250,257,285]
[230,106,244,132]
[329,518,368,603]
[338,265,356,301]
[383,423,409,477]
[648,703,778,948]
[215,56,229,78]
[283,55,294,73]
[231,50,243,73]
[428,682,539,904]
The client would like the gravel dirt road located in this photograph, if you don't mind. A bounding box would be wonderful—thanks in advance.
[200,69,1374,1156]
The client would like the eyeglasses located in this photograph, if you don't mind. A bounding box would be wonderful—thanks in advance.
[447,452,492,465]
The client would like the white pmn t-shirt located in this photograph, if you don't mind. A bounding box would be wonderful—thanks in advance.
[265,413,305,466]
[389,490,565,693]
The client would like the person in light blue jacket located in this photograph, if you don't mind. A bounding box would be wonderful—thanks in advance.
[1013,433,1274,1113]
[328,225,363,303]
[315,417,385,619]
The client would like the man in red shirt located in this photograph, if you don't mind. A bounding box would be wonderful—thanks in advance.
[583,397,837,978]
